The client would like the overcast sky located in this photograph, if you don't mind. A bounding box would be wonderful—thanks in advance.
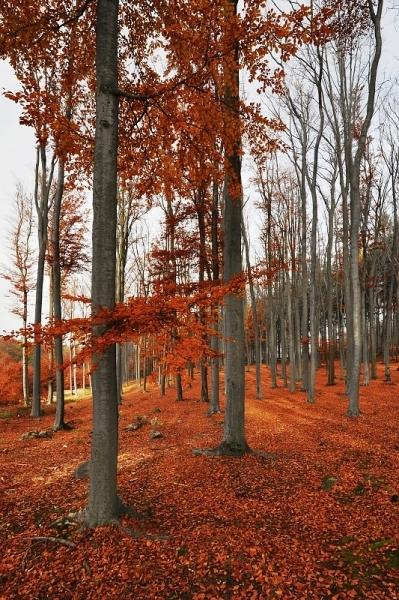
[0,7,398,334]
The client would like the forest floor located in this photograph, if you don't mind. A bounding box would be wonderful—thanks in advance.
[1,364,399,599]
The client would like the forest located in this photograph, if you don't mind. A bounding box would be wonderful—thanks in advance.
[0,0,398,598]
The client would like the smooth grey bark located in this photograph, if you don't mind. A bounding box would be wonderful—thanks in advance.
[195,187,210,403]
[305,47,324,404]
[268,297,277,388]
[286,275,296,393]
[116,188,139,402]
[286,96,309,392]
[361,284,370,385]
[47,270,54,406]
[216,0,249,455]
[9,189,34,406]
[86,0,121,526]
[347,0,383,416]
[209,314,220,414]
[324,49,352,389]
[264,181,277,388]
[209,181,221,414]
[369,261,377,379]
[280,287,288,388]
[324,182,336,385]
[242,220,263,399]
[52,159,66,431]
[382,131,399,382]
[31,146,56,417]
[294,294,301,382]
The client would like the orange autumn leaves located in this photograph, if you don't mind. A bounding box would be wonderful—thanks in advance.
[1,363,398,598]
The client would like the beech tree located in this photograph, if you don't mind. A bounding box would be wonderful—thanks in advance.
[2,187,35,406]
[86,0,121,526]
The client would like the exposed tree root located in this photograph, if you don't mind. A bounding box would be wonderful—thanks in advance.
[193,444,277,460]
[52,422,74,432]
[192,442,253,457]
[206,408,222,416]
[346,409,362,418]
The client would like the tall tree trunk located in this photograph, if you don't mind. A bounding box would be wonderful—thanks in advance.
[196,188,209,403]
[31,146,56,417]
[47,267,54,405]
[300,149,309,392]
[362,284,370,385]
[53,159,66,430]
[22,289,29,406]
[242,220,263,399]
[286,276,296,393]
[306,46,324,403]
[217,0,249,454]
[269,298,277,388]
[280,301,288,388]
[347,1,382,416]
[86,0,120,526]
[326,198,335,385]
[369,274,377,379]
[209,181,221,414]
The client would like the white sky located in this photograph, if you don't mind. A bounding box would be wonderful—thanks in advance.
[0,6,398,333]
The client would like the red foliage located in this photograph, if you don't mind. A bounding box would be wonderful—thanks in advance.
[0,350,24,405]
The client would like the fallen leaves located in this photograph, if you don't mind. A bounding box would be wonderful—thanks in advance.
[0,363,398,598]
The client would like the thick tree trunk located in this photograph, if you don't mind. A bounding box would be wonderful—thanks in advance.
[217,0,249,455]
[86,0,120,527]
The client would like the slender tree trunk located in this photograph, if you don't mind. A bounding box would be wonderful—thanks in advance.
[242,221,263,399]
[300,152,309,392]
[326,203,335,385]
[52,159,66,430]
[269,297,277,388]
[347,1,382,416]
[176,373,183,401]
[306,48,324,403]
[362,284,370,385]
[369,282,377,379]
[287,277,296,393]
[47,268,54,405]
[22,288,29,405]
[280,305,288,388]
[209,181,221,414]
[31,144,56,418]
